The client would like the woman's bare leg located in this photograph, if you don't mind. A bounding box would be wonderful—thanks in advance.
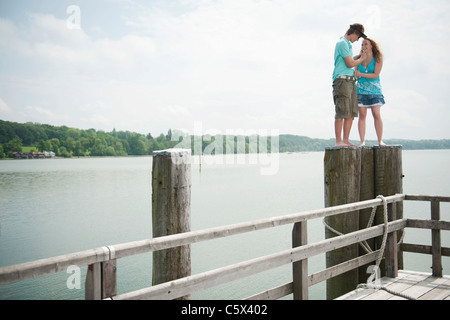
[371,105,386,146]
[358,107,367,146]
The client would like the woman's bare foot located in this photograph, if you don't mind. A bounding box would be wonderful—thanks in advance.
[360,141,366,147]
[379,141,387,146]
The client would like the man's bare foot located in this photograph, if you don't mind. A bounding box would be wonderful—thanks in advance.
[335,141,357,147]
[343,141,357,147]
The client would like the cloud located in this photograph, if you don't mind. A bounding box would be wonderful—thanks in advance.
[382,88,427,129]
[0,98,11,113]
[1,0,450,140]
[96,34,156,65]
[1,13,156,68]
[24,106,70,123]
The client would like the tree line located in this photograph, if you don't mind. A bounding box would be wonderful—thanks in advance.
[0,120,179,158]
[1,120,450,159]
[0,120,276,158]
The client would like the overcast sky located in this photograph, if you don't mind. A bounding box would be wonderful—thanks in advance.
[1,0,449,140]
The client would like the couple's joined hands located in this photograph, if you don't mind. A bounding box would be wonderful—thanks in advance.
[360,50,368,61]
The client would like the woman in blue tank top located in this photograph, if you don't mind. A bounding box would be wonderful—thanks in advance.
[355,38,386,146]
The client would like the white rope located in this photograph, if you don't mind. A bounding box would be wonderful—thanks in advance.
[323,195,414,300]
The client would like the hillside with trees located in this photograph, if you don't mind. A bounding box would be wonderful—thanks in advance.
[0,120,178,158]
[1,120,450,159]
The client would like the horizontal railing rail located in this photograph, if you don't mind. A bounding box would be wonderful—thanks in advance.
[0,193,448,300]
[0,194,405,285]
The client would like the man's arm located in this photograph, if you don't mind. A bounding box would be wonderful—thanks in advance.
[343,53,366,68]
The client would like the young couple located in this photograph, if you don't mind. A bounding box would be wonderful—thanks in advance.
[332,23,386,147]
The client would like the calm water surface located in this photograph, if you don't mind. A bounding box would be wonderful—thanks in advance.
[0,150,449,299]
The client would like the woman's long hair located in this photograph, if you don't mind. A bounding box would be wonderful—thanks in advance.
[363,38,383,62]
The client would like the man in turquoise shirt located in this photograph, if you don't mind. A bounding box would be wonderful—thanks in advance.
[332,23,367,147]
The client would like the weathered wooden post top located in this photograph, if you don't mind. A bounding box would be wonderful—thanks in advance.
[152,148,192,299]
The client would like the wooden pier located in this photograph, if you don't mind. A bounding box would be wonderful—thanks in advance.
[0,192,448,300]
[0,148,449,300]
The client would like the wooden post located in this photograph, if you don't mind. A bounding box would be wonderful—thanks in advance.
[324,147,361,300]
[431,200,442,277]
[358,147,375,283]
[373,146,403,275]
[292,221,308,300]
[152,149,191,299]
[385,203,398,278]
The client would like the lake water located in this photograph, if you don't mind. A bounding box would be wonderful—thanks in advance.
[0,150,449,300]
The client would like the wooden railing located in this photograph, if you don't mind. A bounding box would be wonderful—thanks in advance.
[401,195,450,278]
[0,193,448,300]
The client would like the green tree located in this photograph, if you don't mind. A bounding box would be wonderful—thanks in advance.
[105,146,116,156]
[128,135,145,155]
[37,140,52,152]
[49,138,60,155]
[4,137,23,157]
[113,141,127,156]
[64,137,76,152]
[91,138,107,156]
[58,146,72,158]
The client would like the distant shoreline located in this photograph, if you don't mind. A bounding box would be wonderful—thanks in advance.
[1,119,450,159]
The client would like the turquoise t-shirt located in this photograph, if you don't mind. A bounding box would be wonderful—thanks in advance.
[332,37,354,81]
[356,58,383,95]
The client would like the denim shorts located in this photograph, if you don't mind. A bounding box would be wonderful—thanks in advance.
[357,94,385,107]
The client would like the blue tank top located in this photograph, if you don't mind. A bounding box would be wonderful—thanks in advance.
[356,58,383,95]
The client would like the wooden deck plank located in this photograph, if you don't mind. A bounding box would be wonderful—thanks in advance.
[385,272,431,300]
[336,271,409,300]
[390,274,448,300]
[337,270,450,300]
[364,271,427,300]
[417,278,450,300]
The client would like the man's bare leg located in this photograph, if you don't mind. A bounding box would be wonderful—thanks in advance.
[342,118,357,146]
[335,118,346,146]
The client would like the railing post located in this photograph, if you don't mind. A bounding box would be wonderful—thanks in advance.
[431,200,442,277]
[102,259,117,298]
[292,221,308,300]
[85,262,101,300]
[385,203,398,278]
[85,260,116,300]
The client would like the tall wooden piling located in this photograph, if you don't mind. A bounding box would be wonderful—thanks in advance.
[324,147,361,300]
[152,149,191,299]
[324,145,403,299]
[358,147,375,283]
[373,145,404,274]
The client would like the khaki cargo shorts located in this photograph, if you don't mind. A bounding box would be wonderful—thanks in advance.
[332,77,358,119]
